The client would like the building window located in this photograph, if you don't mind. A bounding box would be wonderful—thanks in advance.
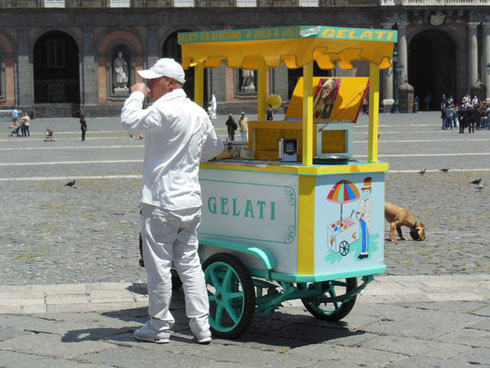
[110,0,130,7]
[174,0,194,6]
[44,0,65,7]
[46,40,65,68]
[299,0,318,6]
[237,0,257,6]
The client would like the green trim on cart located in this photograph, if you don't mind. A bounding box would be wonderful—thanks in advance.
[199,237,278,271]
[248,265,386,283]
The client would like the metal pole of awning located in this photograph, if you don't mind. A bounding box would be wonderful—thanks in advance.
[368,63,380,163]
[194,61,205,108]
[302,61,314,166]
[257,58,267,121]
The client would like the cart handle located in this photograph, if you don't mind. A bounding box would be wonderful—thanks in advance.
[199,237,277,271]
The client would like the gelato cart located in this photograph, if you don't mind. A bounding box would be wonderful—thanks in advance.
[178,25,396,338]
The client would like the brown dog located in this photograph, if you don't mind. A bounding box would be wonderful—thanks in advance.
[384,202,426,243]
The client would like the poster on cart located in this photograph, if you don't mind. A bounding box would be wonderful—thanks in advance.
[314,172,385,276]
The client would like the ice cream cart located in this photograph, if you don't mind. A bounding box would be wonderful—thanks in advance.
[178,26,396,338]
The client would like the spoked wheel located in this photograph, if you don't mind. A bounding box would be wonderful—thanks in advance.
[299,278,358,321]
[202,253,256,338]
[339,241,350,256]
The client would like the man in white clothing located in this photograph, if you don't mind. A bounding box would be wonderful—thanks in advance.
[121,58,223,344]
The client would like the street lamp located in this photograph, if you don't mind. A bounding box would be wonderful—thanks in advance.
[392,50,405,113]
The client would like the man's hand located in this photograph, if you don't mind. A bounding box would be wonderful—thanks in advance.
[130,83,148,97]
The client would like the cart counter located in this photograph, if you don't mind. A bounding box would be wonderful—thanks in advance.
[198,159,388,283]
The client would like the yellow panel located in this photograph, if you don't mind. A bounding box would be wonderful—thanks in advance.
[201,160,389,175]
[297,175,316,275]
[321,130,346,154]
[285,77,369,123]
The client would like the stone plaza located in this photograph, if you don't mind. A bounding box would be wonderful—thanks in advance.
[0,111,489,367]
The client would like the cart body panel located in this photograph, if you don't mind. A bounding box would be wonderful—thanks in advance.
[198,163,387,280]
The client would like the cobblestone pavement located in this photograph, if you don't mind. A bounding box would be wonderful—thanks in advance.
[1,112,488,285]
[1,112,489,367]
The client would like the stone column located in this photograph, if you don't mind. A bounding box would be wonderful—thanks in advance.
[397,22,408,86]
[16,26,33,109]
[467,22,479,92]
[381,23,394,113]
[147,25,160,68]
[81,27,98,108]
[483,23,490,103]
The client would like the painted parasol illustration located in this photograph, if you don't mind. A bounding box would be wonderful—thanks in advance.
[327,179,360,222]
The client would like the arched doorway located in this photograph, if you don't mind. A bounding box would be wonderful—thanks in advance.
[33,31,80,106]
[409,30,456,110]
[162,31,206,103]
[162,31,196,101]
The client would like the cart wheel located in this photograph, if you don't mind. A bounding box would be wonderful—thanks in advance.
[300,278,357,321]
[339,241,350,256]
[202,253,256,338]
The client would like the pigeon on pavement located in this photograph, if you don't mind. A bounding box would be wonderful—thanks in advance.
[65,180,76,187]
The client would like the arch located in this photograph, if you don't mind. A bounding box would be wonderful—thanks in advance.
[33,30,80,104]
[162,29,199,101]
[31,27,82,55]
[0,32,15,55]
[96,29,144,101]
[0,32,15,104]
[408,28,462,110]
[97,29,144,55]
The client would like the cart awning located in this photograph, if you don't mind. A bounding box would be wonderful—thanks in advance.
[178,26,397,70]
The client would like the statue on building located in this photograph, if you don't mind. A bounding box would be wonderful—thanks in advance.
[113,51,129,91]
[240,69,255,93]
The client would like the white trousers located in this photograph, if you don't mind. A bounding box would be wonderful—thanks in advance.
[141,204,210,334]
[240,131,248,142]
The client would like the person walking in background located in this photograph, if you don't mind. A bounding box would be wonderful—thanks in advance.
[266,104,274,120]
[445,104,454,130]
[441,104,447,130]
[440,94,447,110]
[226,113,237,141]
[80,114,88,141]
[12,108,19,125]
[121,58,223,345]
[238,112,249,142]
[21,112,30,137]
[423,94,431,111]
[424,93,431,111]
[453,105,460,129]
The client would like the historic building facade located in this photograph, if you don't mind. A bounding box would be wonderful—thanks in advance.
[0,0,488,117]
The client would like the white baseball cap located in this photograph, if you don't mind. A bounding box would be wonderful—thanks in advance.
[137,58,186,84]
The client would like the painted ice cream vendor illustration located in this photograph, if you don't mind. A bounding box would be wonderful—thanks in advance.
[356,177,373,259]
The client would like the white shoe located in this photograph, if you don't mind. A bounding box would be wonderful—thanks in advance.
[194,329,212,344]
[134,321,170,344]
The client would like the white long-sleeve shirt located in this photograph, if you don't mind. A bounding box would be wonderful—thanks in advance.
[121,89,223,210]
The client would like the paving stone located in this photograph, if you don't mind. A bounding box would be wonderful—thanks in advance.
[436,327,490,348]
[79,345,216,368]
[0,333,116,359]
[360,335,471,359]
[0,351,104,368]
